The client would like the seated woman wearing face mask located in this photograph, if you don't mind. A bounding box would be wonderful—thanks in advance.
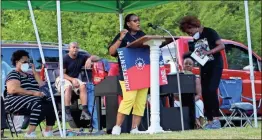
[4,50,56,138]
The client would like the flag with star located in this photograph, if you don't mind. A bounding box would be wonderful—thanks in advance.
[117,47,168,91]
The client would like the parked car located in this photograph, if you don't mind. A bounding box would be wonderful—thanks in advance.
[1,41,95,128]
[1,41,89,70]
[160,36,262,114]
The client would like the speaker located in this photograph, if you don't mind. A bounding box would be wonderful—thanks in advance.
[105,96,119,134]
[160,107,191,131]
[105,95,150,134]
[120,106,150,133]
[69,110,91,128]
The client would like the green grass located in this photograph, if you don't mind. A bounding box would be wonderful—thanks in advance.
[3,123,261,139]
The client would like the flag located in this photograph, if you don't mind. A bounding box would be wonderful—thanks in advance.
[117,47,168,91]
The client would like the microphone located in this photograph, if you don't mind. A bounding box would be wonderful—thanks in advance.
[148,23,158,30]
[148,23,175,46]
[148,22,185,131]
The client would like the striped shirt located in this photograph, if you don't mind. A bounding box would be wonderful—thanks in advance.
[5,70,39,92]
[4,70,42,113]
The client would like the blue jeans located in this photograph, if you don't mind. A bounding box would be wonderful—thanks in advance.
[87,82,98,129]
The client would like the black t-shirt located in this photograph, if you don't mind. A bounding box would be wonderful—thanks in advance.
[194,27,223,71]
[108,30,146,80]
[63,53,90,78]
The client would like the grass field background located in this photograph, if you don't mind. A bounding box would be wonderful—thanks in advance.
[3,121,261,139]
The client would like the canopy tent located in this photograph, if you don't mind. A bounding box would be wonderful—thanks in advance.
[1,0,258,137]
[2,0,170,30]
[2,0,175,137]
[2,1,169,13]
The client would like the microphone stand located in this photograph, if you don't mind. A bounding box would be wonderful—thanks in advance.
[154,25,185,131]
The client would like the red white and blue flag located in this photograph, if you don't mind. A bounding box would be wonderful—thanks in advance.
[117,47,168,91]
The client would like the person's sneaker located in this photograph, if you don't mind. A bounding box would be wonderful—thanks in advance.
[203,123,213,130]
[111,125,121,135]
[80,111,91,120]
[130,127,147,134]
[90,129,98,133]
[24,131,37,138]
[42,130,53,137]
[211,120,221,129]
[66,112,73,121]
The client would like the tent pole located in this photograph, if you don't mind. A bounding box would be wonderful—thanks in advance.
[56,0,66,136]
[244,0,257,128]
[119,13,123,31]
[27,0,63,137]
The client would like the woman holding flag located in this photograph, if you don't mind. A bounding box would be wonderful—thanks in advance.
[108,13,148,135]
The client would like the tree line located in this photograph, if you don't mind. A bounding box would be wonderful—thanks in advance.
[1,1,261,60]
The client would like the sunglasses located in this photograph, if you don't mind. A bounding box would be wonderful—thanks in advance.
[130,19,140,23]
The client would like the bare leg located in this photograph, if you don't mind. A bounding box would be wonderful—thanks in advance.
[79,84,87,106]
[27,125,37,134]
[195,119,201,129]
[116,112,126,126]
[131,115,142,129]
[64,86,72,106]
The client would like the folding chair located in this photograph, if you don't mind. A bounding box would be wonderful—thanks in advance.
[240,98,261,127]
[1,96,16,138]
[219,79,254,128]
[218,79,241,127]
[2,95,43,137]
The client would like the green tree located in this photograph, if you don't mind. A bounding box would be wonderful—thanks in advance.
[1,1,261,61]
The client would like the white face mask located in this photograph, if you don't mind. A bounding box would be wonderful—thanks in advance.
[21,63,29,72]
[193,32,200,40]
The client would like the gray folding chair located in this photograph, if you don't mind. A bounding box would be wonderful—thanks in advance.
[241,98,261,127]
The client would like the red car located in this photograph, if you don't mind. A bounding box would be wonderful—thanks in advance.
[105,36,261,115]
[161,36,262,114]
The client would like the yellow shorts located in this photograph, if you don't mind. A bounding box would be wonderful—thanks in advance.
[118,81,149,116]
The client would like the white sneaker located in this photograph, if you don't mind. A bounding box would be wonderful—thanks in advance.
[42,130,53,137]
[91,129,98,133]
[24,131,37,138]
[111,125,121,135]
[130,127,146,134]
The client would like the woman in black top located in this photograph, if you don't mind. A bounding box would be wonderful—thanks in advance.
[4,50,55,138]
[109,14,148,135]
[179,16,225,129]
